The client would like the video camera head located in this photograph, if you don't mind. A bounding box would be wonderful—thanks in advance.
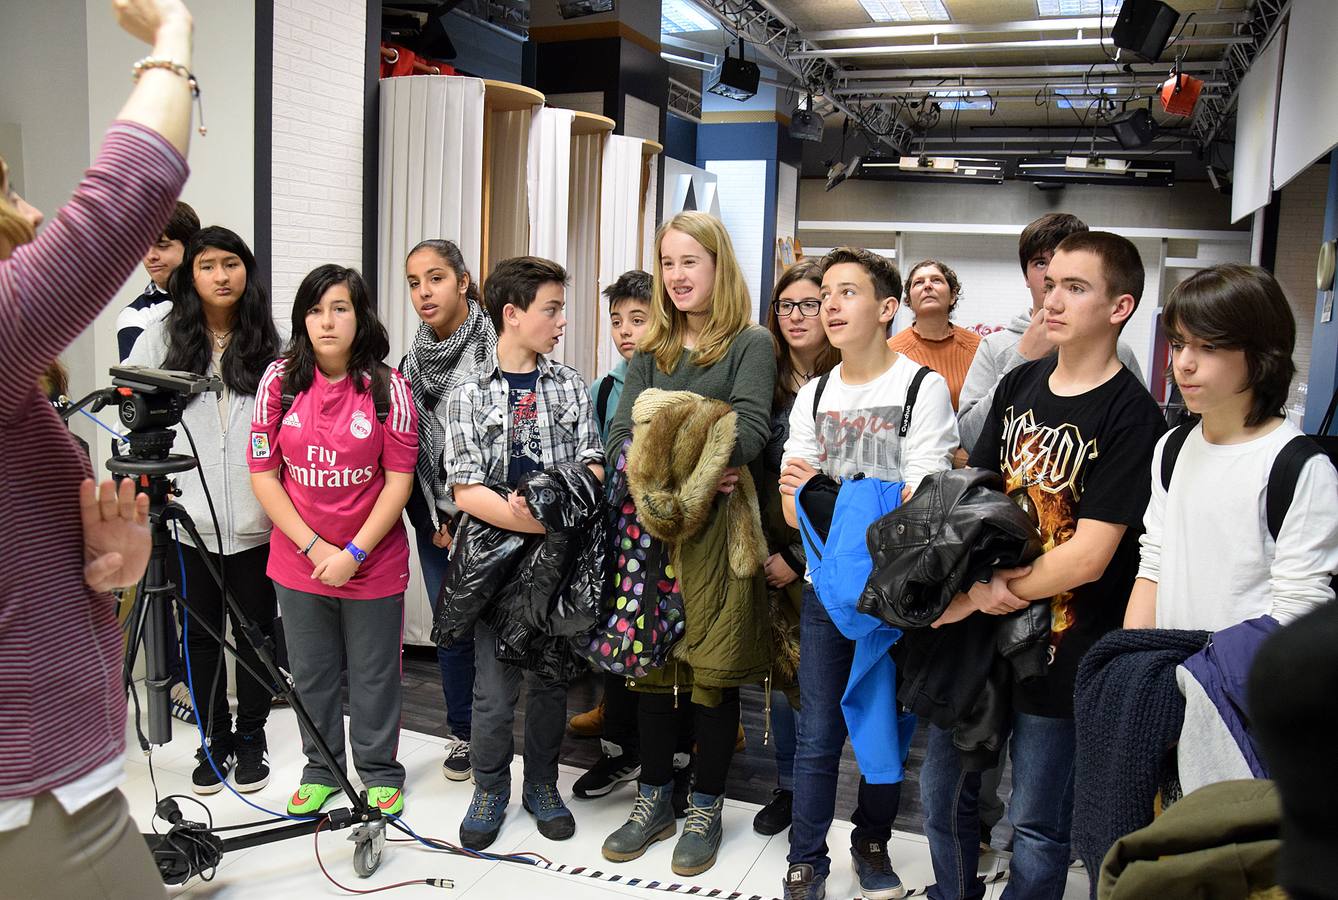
[109,365,222,434]
[90,366,223,478]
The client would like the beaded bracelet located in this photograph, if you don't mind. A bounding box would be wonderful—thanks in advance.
[132,56,207,136]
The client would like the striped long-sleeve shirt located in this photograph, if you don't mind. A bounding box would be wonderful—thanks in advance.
[0,123,188,801]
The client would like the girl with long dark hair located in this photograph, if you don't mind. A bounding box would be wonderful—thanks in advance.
[126,225,281,796]
[399,239,495,782]
[249,265,417,818]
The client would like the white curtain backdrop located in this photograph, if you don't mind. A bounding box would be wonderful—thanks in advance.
[527,106,574,365]
[487,109,533,274]
[598,135,646,375]
[378,74,485,644]
[566,132,604,381]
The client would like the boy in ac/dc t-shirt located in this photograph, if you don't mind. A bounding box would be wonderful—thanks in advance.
[919,232,1165,900]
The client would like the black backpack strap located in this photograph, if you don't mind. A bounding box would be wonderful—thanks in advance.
[812,372,831,423]
[372,362,392,424]
[1159,422,1196,492]
[898,366,932,438]
[281,391,295,416]
[595,374,616,427]
[1266,435,1325,541]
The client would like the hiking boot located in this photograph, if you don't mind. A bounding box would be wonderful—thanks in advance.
[442,735,472,782]
[783,863,827,900]
[287,782,340,815]
[368,785,404,817]
[573,740,641,799]
[568,699,605,737]
[191,733,235,795]
[672,791,724,876]
[522,781,575,840]
[601,781,676,862]
[460,785,509,850]
[671,752,693,819]
[169,681,197,725]
[851,836,906,900]
[752,787,793,835]
[233,729,270,793]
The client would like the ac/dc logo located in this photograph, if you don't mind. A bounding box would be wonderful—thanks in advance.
[999,406,1098,496]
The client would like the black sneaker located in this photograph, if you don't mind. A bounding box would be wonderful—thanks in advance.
[191,733,235,795]
[783,863,826,900]
[233,729,270,793]
[753,787,793,835]
[574,741,641,799]
[671,752,693,819]
[442,736,472,782]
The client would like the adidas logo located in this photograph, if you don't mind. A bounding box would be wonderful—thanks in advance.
[282,410,301,428]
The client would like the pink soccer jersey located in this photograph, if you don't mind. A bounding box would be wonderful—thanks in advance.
[249,360,418,599]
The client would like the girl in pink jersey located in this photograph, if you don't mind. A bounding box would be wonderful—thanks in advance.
[249,264,417,818]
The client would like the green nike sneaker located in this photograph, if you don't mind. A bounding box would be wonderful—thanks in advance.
[287,782,340,815]
[367,785,404,817]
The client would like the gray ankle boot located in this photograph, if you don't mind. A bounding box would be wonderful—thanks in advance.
[601,781,676,862]
[672,791,724,876]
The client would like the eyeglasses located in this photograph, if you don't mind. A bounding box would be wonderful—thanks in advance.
[775,299,822,318]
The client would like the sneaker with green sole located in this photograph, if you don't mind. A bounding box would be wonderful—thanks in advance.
[368,785,404,817]
[287,783,340,815]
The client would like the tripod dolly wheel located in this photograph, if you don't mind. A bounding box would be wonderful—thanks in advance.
[349,820,386,878]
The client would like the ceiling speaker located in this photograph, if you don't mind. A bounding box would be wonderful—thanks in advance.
[1112,0,1180,62]
[1109,108,1156,149]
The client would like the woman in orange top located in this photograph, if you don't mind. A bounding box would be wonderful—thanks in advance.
[887,258,981,411]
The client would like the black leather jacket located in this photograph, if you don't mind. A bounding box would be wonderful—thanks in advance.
[860,468,1048,769]
[431,462,608,682]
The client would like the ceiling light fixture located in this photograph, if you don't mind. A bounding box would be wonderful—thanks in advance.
[1036,0,1122,15]
[858,0,949,23]
[660,0,716,35]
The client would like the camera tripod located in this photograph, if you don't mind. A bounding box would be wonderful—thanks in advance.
[112,429,389,881]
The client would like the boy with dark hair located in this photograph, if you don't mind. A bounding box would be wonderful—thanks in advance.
[444,255,604,849]
[920,231,1166,900]
[115,199,199,360]
[589,269,653,440]
[958,212,1144,453]
[778,246,958,899]
[1125,264,1338,632]
[566,267,655,800]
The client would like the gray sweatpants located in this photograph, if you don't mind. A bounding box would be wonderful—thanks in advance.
[470,620,569,793]
[275,586,406,790]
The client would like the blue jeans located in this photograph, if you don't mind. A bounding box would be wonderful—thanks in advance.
[771,690,796,792]
[789,586,902,880]
[416,525,475,740]
[921,714,1075,900]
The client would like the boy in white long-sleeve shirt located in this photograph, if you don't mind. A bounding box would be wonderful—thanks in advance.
[1125,264,1338,631]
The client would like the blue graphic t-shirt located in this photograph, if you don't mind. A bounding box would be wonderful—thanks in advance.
[503,368,543,486]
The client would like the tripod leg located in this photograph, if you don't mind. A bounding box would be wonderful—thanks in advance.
[166,506,365,810]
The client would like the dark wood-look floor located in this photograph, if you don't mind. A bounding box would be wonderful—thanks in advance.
[398,646,1014,841]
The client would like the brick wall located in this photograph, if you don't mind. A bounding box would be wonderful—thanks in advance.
[1274,162,1331,419]
[270,0,368,330]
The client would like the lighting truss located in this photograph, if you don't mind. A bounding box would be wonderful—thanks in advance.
[668,77,704,122]
[689,0,917,154]
[1190,0,1289,151]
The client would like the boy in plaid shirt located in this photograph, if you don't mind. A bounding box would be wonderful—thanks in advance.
[445,256,604,850]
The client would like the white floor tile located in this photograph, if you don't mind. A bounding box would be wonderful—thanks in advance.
[119,706,1083,900]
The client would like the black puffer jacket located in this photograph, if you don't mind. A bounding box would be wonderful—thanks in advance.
[431,463,608,681]
[860,468,1047,769]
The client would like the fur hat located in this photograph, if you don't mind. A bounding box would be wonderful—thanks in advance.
[626,389,766,578]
